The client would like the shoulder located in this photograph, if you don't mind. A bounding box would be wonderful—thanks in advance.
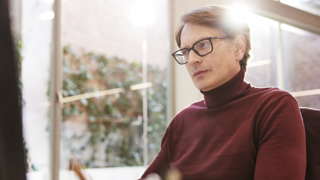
[167,99,205,125]
[250,87,302,124]
[248,86,296,104]
[244,87,300,121]
[178,99,206,115]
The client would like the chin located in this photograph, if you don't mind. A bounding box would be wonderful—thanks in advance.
[195,83,209,92]
[195,81,219,91]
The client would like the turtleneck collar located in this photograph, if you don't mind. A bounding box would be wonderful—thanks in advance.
[200,69,252,108]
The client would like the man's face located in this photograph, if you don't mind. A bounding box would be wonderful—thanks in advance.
[180,23,242,91]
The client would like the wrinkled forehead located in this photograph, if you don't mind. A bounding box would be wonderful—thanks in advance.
[180,23,225,49]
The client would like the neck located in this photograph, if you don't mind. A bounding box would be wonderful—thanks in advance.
[200,69,252,108]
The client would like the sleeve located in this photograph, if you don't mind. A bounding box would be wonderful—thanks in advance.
[139,126,171,180]
[254,95,306,180]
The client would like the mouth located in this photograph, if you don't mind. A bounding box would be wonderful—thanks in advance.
[193,70,208,77]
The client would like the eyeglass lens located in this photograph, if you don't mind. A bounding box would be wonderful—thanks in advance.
[174,39,212,64]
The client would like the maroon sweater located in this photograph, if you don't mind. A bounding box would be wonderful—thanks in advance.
[141,69,306,180]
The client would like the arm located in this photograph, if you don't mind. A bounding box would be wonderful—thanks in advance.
[254,95,306,180]
[139,127,171,180]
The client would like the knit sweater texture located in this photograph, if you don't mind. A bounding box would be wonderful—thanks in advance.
[141,69,306,180]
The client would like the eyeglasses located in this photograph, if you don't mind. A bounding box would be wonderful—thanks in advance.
[172,36,227,65]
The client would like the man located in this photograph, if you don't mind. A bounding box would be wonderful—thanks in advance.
[140,5,306,180]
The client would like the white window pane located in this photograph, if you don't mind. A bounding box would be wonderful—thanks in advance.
[21,0,53,178]
[244,14,279,87]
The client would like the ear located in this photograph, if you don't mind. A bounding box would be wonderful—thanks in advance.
[233,35,246,62]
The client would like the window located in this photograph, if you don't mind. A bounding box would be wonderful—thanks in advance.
[237,4,320,110]
[282,24,320,109]
[60,0,169,179]
[244,14,279,88]
[280,0,320,16]
[21,0,53,179]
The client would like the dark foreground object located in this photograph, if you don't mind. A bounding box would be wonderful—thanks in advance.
[0,0,26,179]
[301,107,320,180]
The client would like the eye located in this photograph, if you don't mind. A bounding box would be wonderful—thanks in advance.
[199,41,210,48]
[181,49,189,56]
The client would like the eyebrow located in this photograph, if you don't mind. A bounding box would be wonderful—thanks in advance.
[180,36,212,49]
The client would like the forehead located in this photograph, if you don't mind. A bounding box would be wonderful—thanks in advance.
[180,23,224,48]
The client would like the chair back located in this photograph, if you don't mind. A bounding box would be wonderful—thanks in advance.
[300,107,320,180]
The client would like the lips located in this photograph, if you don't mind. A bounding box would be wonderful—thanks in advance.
[193,70,208,77]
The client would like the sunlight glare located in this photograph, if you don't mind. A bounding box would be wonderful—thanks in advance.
[230,4,249,23]
[40,11,54,20]
[131,0,155,27]
[230,4,272,27]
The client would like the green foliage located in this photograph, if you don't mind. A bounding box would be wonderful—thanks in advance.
[62,46,167,167]
[15,40,25,106]
[15,40,30,172]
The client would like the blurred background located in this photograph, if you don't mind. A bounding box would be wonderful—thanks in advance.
[8,0,320,179]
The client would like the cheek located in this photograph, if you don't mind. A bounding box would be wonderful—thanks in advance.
[214,51,233,68]
[185,65,193,76]
[206,54,223,70]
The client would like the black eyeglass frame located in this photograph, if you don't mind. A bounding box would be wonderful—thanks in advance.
[172,36,227,65]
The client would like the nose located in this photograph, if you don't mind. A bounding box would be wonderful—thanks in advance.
[188,50,202,65]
